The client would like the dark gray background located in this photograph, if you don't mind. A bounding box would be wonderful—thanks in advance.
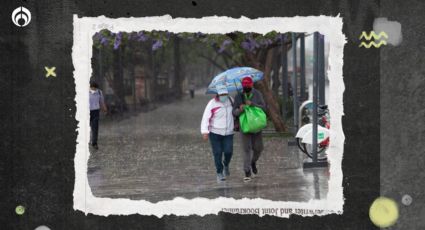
[380,1,425,230]
[0,0,421,229]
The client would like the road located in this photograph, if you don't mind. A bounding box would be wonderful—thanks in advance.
[87,89,329,202]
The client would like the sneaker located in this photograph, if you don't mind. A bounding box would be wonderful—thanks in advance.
[217,173,226,182]
[251,162,258,175]
[243,171,252,182]
[224,166,230,177]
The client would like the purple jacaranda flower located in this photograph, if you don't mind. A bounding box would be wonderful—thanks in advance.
[137,31,148,42]
[100,37,109,46]
[241,37,258,52]
[127,33,133,41]
[249,37,260,49]
[241,41,251,50]
[113,32,122,50]
[113,40,120,49]
[152,40,163,51]
[266,38,273,45]
[223,39,232,46]
[275,33,284,42]
[218,39,232,53]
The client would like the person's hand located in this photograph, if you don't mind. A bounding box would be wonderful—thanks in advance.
[202,133,209,141]
[245,100,252,105]
[239,104,245,111]
[101,104,108,114]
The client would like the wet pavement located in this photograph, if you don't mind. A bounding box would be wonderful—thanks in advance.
[87,89,329,202]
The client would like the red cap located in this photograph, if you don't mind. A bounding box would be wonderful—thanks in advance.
[241,76,254,87]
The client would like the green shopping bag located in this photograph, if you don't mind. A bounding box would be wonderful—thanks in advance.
[239,105,267,133]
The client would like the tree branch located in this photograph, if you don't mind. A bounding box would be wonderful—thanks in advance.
[221,54,232,69]
[198,53,226,71]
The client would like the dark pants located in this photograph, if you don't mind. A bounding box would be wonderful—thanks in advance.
[209,132,234,174]
[190,90,195,98]
[90,109,100,145]
[241,132,264,173]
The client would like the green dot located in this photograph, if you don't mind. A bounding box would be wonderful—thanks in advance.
[15,205,25,215]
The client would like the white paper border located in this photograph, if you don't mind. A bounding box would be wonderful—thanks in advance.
[72,15,346,217]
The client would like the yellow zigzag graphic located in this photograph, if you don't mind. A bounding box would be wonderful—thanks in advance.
[359,31,388,40]
[359,40,387,48]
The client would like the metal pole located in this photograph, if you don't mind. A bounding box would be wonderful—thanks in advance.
[292,33,298,132]
[318,34,325,105]
[281,34,288,118]
[300,33,306,102]
[312,32,319,163]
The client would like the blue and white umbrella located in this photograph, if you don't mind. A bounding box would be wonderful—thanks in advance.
[206,67,264,94]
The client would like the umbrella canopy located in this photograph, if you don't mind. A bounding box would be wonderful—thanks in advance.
[206,67,264,94]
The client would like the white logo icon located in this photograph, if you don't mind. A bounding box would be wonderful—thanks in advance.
[12,6,31,27]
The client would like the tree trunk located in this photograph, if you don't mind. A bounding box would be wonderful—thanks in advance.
[174,35,182,98]
[128,41,137,110]
[271,48,281,96]
[113,45,127,110]
[142,43,154,102]
[247,49,286,132]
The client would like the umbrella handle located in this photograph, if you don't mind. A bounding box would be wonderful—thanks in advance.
[233,79,241,91]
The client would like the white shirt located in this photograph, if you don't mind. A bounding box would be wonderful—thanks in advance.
[200,97,234,136]
[89,89,104,111]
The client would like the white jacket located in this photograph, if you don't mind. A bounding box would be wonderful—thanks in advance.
[200,97,234,136]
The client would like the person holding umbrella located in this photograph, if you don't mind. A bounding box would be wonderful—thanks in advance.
[232,76,267,182]
[200,84,234,182]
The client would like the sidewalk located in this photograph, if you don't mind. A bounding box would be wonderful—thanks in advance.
[87,88,329,202]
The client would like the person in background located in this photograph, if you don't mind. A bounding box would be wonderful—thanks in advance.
[200,84,234,182]
[189,82,195,99]
[232,76,267,182]
[89,80,107,150]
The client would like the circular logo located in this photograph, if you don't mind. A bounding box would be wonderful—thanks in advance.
[15,205,25,215]
[11,6,31,27]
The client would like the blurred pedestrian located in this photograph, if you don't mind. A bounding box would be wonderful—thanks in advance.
[200,84,234,182]
[189,82,195,99]
[232,76,266,182]
[89,80,107,150]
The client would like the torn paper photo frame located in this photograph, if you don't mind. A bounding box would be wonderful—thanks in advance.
[72,15,346,217]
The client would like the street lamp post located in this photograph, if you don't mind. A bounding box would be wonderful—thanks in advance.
[300,33,306,102]
[303,32,328,169]
[281,34,288,119]
[319,34,325,105]
[292,33,298,133]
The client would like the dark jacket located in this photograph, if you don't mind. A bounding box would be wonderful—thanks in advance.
[232,88,267,117]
